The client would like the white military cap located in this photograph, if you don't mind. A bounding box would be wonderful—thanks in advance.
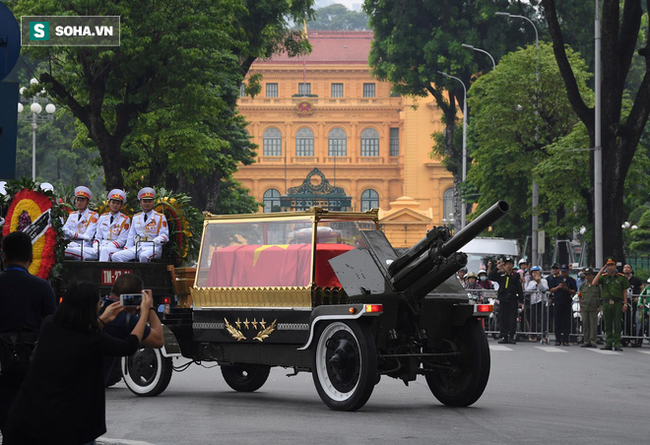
[107,189,126,202]
[137,187,156,200]
[40,182,54,192]
[75,186,92,200]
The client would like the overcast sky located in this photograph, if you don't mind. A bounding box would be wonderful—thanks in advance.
[315,0,364,13]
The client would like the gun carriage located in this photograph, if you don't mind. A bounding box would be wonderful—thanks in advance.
[153,200,509,411]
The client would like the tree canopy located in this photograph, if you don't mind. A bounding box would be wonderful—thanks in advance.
[307,3,369,30]
[10,0,314,212]
[467,43,592,242]
[541,0,650,262]
[364,0,538,223]
[365,0,650,262]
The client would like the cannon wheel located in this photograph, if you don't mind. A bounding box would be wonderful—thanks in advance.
[221,364,271,392]
[122,346,173,397]
[312,320,377,411]
[425,318,490,407]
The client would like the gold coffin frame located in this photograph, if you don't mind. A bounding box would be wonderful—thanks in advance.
[192,207,378,308]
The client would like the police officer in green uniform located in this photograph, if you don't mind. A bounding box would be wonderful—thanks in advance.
[578,268,601,348]
[592,258,629,351]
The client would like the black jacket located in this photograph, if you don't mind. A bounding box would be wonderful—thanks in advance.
[496,271,523,302]
[0,266,56,334]
[4,316,139,444]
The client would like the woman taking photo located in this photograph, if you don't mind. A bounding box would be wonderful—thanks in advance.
[4,281,154,445]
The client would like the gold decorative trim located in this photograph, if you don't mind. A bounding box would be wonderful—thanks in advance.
[253,319,277,342]
[191,286,312,308]
[224,318,246,341]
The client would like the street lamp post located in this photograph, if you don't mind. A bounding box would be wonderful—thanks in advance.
[496,11,540,266]
[17,78,56,181]
[438,71,467,229]
[461,43,496,69]
[594,0,603,267]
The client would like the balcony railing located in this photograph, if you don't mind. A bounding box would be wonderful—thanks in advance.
[291,156,318,164]
[324,156,351,164]
[359,157,384,163]
[258,156,284,163]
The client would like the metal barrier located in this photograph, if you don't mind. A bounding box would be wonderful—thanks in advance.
[465,288,650,346]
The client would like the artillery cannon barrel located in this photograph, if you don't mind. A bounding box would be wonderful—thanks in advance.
[438,200,509,258]
[387,227,446,276]
[404,252,468,299]
[389,201,509,289]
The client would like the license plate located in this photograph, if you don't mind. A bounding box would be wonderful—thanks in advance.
[101,269,133,285]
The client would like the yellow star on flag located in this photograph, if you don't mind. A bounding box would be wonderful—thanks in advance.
[253,244,289,266]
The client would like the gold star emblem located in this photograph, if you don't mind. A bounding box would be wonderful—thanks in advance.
[235,318,241,329]
[260,319,266,329]
[252,318,258,329]
[243,318,250,329]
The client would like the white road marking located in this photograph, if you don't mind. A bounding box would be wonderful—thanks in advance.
[534,346,568,353]
[490,345,513,351]
[98,438,156,445]
[589,349,620,355]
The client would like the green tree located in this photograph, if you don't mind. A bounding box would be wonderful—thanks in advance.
[9,60,104,190]
[307,3,369,30]
[541,0,650,262]
[630,208,650,252]
[467,43,592,241]
[11,0,313,213]
[364,0,538,222]
[120,99,259,212]
[15,112,104,190]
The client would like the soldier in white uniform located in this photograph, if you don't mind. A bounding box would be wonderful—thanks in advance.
[93,189,131,261]
[112,187,168,263]
[63,186,99,261]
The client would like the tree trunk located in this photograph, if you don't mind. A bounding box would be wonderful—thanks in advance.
[600,136,627,262]
[177,172,222,212]
[542,0,649,266]
[94,134,124,190]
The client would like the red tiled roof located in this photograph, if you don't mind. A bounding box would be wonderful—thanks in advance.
[259,30,373,64]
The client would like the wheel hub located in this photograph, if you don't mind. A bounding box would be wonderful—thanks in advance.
[326,335,359,391]
[129,348,157,384]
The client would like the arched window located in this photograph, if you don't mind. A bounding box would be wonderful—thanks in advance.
[328,127,347,157]
[263,189,281,213]
[263,128,282,156]
[360,128,379,157]
[443,188,454,223]
[295,127,314,157]
[361,189,379,211]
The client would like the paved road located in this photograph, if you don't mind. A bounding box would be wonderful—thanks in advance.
[100,339,650,445]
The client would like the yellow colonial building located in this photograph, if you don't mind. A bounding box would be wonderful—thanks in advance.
[235,31,454,247]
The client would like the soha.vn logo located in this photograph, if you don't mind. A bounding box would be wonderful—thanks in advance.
[29,22,49,40]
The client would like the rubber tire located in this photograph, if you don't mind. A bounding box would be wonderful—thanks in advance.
[425,318,490,407]
[312,320,377,411]
[221,364,271,392]
[122,346,173,397]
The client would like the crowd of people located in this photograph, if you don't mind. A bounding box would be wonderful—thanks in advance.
[460,257,650,349]
[0,231,163,444]
[63,185,169,263]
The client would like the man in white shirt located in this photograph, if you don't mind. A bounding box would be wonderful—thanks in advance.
[62,186,98,261]
[93,189,131,261]
[112,188,168,262]
[526,266,549,343]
